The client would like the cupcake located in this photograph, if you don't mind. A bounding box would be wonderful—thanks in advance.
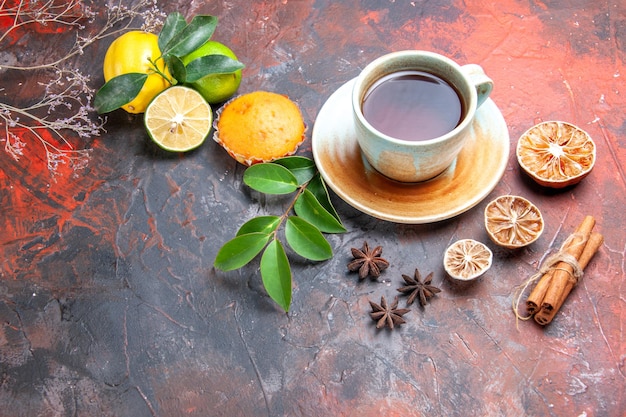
[213,91,306,165]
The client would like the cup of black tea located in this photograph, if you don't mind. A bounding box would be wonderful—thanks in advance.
[352,50,493,182]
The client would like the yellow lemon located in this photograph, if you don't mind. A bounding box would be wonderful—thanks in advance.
[103,31,171,113]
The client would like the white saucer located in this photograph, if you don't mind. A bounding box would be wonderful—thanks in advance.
[311,78,510,224]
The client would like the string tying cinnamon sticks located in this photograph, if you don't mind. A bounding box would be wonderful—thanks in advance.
[512,215,603,326]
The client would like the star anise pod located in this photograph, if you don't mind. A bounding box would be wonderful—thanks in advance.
[347,241,389,280]
[397,269,441,306]
[369,295,411,329]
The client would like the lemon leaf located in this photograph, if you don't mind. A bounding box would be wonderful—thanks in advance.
[272,156,317,185]
[162,15,218,58]
[214,232,271,271]
[261,239,292,312]
[184,54,245,82]
[94,73,147,114]
[216,157,344,312]
[306,173,342,223]
[236,216,281,236]
[158,12,187,52]
[285,216,333,261]
[294,189,346,233]
[165,54,187,83]
[243,163,299,195]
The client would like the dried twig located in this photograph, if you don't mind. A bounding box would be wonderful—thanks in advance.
[0,0,166,177]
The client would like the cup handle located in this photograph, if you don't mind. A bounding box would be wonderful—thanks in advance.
[462,64,493,108]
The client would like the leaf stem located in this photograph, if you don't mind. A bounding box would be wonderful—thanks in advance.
[148,57,175,85]
[271,181,310,239]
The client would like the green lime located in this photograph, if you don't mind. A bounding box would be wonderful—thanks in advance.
[144,86,212,152]
[181,41,242,104]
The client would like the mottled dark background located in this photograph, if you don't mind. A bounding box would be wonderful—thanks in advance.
[1,1,625,416]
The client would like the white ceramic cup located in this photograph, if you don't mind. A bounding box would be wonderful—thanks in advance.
[352,50,493,182]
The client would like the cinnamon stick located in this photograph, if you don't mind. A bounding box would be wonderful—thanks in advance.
[526,215,595,315]
[534,231,603,325]
[526,270,554,315]
[541,216,595,310]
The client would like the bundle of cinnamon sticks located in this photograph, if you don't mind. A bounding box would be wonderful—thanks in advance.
[525,215,603,325]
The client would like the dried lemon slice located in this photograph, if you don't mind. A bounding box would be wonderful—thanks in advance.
[443,239,493,281]
[484,195,544,249]
[516,121,595,188]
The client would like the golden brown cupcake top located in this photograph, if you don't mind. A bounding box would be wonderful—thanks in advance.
[214,91,306,165]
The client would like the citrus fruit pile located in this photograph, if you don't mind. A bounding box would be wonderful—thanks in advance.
[95,12,244,152]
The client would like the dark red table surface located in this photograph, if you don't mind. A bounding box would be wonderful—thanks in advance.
[1,1,625,416]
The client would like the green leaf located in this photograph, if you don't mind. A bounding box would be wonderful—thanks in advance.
[273,156,317,185]
[236,216,281,236]
[159,12,188,52]
[184,54,244,82]
[261,239,292,312]
[243,163,299,195]
[165,54,187,83]
[307,173,342,223]
[285,216,333,261]
[294,189,346,233]
[94,73,147,114]
[162,15,218,58]
[214,233,270,271]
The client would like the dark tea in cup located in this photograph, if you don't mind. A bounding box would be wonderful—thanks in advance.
[361,70,464,142]
[351,50,493,182]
